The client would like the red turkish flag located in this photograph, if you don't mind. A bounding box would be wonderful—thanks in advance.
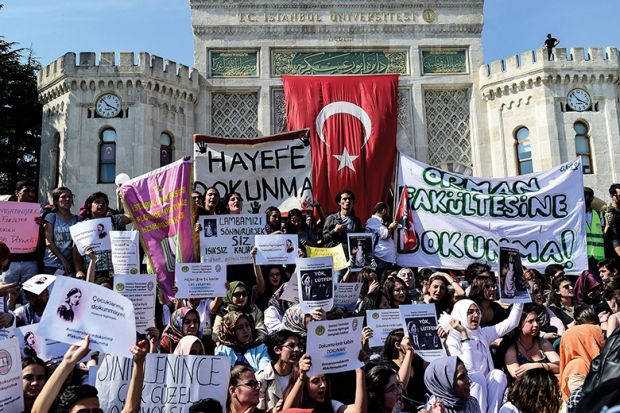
[283,75,399,222]
[395,185,417,251]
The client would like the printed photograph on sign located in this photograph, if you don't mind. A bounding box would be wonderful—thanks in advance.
[499,246,531,303]
[203,218,217,238]
[347,233,374,272]
[399,304,446,362]
[297,257,335,313]
[56,287,83,322]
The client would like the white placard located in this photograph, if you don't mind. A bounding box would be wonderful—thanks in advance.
[396,154,588,272]
[280,277,299,304]
[70,217,112,255]
[97,353,231,412]
[110,230,140,275]
[16,324,71,365]
[297,256,334,313]
[199,214,265,264]
[499,246,531,303]
[366,309,403,348]
[175,262,227,299]
[347,233,374,271]
[37,277,136,357]
[22,274,56,296]
[113,274,157,334]
[255,234,298,265]
[399,304,446,362]
[0,337,24,413]
[0,318,15,341]
[306,317,364,377]
[334,283,362,307]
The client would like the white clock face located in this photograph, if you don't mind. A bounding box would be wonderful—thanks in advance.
[95,94,122,118]
[567,89,591,112]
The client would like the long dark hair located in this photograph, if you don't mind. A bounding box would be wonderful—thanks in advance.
[83,192,109,218]
[506,369,560,413]
[383,328,405,360]
[367,365,399,413]
[51,186,73,212]
[283,368,334,413]
[383,277,411,308]
[549,275,570,307]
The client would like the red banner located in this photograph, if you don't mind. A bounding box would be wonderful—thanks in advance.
[283,75,399,221]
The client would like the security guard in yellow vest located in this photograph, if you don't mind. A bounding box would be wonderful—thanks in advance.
[585,187,605,260]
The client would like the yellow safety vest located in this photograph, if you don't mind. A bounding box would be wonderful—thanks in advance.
[586,210,605,260]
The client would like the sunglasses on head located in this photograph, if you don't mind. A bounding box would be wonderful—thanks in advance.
[233,291,248,298]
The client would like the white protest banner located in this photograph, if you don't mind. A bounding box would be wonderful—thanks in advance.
[97,353,231,412]
[194,130,313,214]
[306,317,363,377]
[200,214,265,264]
[175,262,227,299]
[110,230,140,275]
[113,274,157,334]
[334,283,362,307]
[0,201,40,254]
[70,217,112,255]
[399,304,446,362]
[255,234,298,265]
[347,233,374,272]
[16,324,71,365]
[396,154,588,272]
[297,257,334,313]
[0,337,24,412]
[22,274,55,296]
[366,309,403,348]
[499,246,531,304]
[37,277,135,357]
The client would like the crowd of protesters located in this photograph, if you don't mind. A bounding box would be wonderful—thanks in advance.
[2,180,620,413]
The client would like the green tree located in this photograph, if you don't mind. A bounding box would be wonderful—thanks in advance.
[0,23,42,195]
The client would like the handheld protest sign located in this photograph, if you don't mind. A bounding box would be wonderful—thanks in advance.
[399,304,446,362]
[297,256,335,313]
[22,274,55,296]
[255,234,298,265]
[306,317,364,377]
[306,244,350,271]
[37,277,136,357]
[97,353,231,412]
[498,246,531,303]
[16,324,72,365]
[175,262,227,299]
[113,274,157,334]
[0,337,24,413]
[110,230,140,274]
[347,233,374,272]
[70,217,113,255]
[200,214,265,264]
[0,201,40,254]
[366,309,402,348]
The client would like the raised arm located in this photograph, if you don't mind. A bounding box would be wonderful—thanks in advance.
[340,367,367,413]
[251,247,265,297]
[281,354,311,410]
[121,340,149,413]
[483,303,524,342]
[32,336,91,413]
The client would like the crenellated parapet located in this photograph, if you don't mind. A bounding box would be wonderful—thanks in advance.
[479,47,620,100]
[38,52,200,105]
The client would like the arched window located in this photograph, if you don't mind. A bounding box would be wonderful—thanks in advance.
[99,128,116,183]
[514,127,533,174]
[574,122,593,174]
[160,132,173,167]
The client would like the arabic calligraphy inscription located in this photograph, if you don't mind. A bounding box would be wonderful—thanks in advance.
[210,51,258,77]
[422,50,467,74]
[272,50,408,76]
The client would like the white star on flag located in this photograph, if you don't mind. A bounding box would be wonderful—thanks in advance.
[333,147,359,172]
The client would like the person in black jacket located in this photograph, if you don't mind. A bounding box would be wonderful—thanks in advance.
[322,189,362,250]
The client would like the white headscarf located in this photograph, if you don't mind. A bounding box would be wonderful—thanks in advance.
[450,299,494,373]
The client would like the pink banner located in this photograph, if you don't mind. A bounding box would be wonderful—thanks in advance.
[120,159,195,302]
[0,201,40,253]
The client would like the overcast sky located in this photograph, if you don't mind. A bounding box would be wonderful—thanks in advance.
[1,0,618,67]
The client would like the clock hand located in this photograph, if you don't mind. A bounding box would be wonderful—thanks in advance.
[575,97,588,105]
[103,101,117,110]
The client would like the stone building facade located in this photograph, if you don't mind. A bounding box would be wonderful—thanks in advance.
[37,0,620,205]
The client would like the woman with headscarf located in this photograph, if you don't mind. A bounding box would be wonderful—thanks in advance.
[264,282,293,334]
[160,307,201,354]
[212,281,267,341]
[423,356,481,413]
[574,270,604,306]
[173,335,206,355]
[215,311,270,372]
[447,299,523,413]
[559,324,605,402]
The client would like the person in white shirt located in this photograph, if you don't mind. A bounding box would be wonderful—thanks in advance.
[447,299,523,413]
[365,202,397,276]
